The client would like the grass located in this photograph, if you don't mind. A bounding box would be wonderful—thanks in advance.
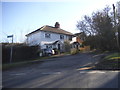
[105,53,120,59]
[94,52,120,70]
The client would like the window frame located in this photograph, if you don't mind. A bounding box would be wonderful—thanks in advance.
[69,36,72,41]
[60,35,64,40]
[45,33,51,38]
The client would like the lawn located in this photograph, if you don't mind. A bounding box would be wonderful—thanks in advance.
[94,52,120,70]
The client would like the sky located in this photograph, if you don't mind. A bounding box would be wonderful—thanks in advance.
[1,0,119,43]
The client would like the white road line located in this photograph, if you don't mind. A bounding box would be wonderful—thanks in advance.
[88,71,106,73]
[110,71,120,72]
[80,71,106,73]
[41,72,61,75]
[80,70,120,74]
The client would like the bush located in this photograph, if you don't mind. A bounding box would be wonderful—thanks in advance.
[64,41,71,52]
[70,48,79,55]
[53,48,60,55]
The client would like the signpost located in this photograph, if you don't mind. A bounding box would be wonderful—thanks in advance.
[7,35,13,63]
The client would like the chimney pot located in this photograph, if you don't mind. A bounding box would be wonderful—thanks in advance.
[55,22,60,28]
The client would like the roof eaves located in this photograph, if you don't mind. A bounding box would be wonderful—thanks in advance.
[25,26,46,36]
[41,25,48,30]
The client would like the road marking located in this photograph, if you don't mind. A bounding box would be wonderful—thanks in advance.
[79,70,120,73]
[110,71,120,72]
[77,66,95,71]
[80,70,106,73]
[41,72,61,75]
[88,71,106,73]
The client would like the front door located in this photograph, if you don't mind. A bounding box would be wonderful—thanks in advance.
[58,44,60,51]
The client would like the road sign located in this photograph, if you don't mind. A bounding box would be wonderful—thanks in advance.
[7,35,13,38]
[7,35,14,63]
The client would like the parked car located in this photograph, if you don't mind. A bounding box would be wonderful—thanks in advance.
[40,48,54,56]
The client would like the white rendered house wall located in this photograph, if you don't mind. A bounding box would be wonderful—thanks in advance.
[27,31,42,46]
[27,31,71,49]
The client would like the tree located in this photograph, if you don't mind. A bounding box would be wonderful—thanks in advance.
[77,6,117,51]
[93,8,116,50]
[118,19,120,47]
[76,15,94,35]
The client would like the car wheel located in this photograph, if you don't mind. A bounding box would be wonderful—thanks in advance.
[48,53,52,56]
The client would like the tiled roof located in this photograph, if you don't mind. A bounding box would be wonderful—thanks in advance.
[26,25,74,36]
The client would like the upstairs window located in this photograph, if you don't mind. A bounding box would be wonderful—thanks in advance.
[60,35,64,39]
[45,33,51,38]
[46,45,48,48]
[69,36,72,41]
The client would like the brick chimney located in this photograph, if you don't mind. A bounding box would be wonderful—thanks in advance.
[55,22,60,28]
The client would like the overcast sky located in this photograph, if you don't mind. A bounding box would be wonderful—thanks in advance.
[1,0,119,43]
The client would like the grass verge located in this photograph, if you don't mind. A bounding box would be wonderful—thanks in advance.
[93,52,120,70]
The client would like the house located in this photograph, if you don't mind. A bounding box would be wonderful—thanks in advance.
[70,32,85,49]
[26,22,74,52]
[70,32,91,51]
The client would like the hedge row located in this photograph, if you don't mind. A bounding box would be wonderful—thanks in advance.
[2,43,40,63]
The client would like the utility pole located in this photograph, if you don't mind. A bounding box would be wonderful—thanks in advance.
[7,35,13,64]
[113,4,120,51]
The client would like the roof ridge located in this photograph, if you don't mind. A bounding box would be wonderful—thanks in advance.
[26,25,74,36]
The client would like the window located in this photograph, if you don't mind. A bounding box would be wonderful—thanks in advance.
[46,45,52,49]
[46,45,48,48]
[45,33,51,38]
[60,35,64,39]
[49,45,52,48]
[69,36,72,41]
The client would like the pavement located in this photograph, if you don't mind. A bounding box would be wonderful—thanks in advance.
[2,52,120,88]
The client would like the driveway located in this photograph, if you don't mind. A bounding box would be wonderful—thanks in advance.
[2,52,120,88]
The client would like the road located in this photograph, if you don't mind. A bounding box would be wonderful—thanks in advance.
[2,52,120,88]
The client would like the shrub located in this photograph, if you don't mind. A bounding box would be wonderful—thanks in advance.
[53,48,60,55]
[70,48,79,55]
[64,41,71,52]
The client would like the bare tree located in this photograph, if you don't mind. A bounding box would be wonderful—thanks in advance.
[77,6,117,51]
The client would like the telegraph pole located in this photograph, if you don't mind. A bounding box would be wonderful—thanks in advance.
[113,4,120,51]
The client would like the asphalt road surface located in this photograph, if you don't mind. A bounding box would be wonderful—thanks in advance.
[2,52,120,88]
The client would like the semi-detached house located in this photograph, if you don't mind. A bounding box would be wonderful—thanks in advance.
[26,22,74,52]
